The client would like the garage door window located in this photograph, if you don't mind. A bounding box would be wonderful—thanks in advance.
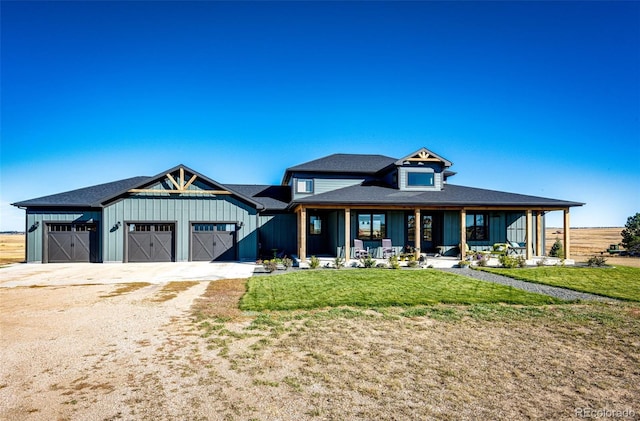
[193,223,236,232]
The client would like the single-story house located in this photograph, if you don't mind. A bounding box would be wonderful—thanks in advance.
[12,147,583,263]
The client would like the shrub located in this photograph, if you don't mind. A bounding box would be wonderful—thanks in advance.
[549,238,564,258]
[263,259,277,273]
[282,257,293,270]
[309,255,320,269]
[536,257,548,267]
[499,255,526,268]
[407,258,419,268]
[333,257,345,269]
[476,255,489,267]
[458,260,471,268]
[586,255,607,267]
[388,254,400,270]
[360,255,377,268]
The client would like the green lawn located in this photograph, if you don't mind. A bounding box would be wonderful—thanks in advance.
[240,269,563,311]
[478,266,640,302]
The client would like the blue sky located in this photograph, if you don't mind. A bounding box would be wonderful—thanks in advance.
[1,1,638,230]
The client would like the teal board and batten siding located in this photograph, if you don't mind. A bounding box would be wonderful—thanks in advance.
[25,209,102,262]
[257,214,297,258]
[102,195,258,262]
[442,211,541,255]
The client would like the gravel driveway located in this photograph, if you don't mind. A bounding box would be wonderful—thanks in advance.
[0,262,256,287]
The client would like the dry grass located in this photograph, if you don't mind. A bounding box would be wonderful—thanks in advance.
[191,278,248,320]
[545,227,640,268]
[186,279,640,420]
[0,234,24,264]
[148,281,200,302]
[99,282,151,298]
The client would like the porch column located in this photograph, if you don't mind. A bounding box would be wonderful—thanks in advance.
[414,208,421,257]
[526,210,533,260]
[344,208,351,261]
[536,212,543,256]
[460,209,467,259]
[298,206,307,262]
[563,208,571,260]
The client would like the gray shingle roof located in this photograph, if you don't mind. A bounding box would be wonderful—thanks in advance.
[225,185,291,211]
[293,183,584,208]
[12,177,151,208]
[286,154,397,174]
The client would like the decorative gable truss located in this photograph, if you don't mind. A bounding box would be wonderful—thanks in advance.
[395,147,453,168]
[128,166,232,195]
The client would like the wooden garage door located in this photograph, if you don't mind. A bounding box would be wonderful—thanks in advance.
[191,223,237,261]
[47,223,97,263]
[128,223,175,262]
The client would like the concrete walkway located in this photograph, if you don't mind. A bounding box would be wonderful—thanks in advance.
[0,262,256,288]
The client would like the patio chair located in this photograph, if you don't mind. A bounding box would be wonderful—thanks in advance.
[381,238,395,258]
[353,239,369,258]
[490,243,509,257]
[507,240,526,255]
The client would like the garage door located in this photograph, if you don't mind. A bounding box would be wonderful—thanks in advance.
[127,223,175,262]
[191,223,237,261]
[47,223,97,263]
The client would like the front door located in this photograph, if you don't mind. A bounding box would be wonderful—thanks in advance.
[407,212,442,253]
[307,212,331,256]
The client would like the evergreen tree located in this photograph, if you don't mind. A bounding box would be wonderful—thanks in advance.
[549,237,564,258]
[621,213,640,254]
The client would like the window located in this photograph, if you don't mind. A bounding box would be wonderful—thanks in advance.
[358,213,386,240]
[466,212,489,241]
[407,172,434,187]
[309,215,322,235]
[296,179,313,194]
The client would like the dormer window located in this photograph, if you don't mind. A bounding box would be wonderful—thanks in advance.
[407,172,434,187]
[296,179,314,194]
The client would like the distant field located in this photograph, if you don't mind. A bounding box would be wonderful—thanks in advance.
[0,234,24,264]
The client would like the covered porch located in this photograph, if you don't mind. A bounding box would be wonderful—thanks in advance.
[294,205,575,264]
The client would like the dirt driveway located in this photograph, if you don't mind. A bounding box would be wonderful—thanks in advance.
[0,280,216,420]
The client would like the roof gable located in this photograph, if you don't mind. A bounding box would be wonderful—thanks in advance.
[13,165,264,210]
[395,147,452,167]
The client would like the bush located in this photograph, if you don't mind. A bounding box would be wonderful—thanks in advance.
[388,254,400,270]
[458,260,471,268]
[262,259,277,273]
[360,255,377,268]
[407,257,419,268]
[549,238,564,258]
[282,257,293,270]
[586,255,607,267]
[499,255,526,268]
[476,255,489,267]
[309,255,320,269]
[333,257,345,269]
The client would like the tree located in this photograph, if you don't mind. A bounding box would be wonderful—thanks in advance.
[549,237,564,258]
[621,213,640,254]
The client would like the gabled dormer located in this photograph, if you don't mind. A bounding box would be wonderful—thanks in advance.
[393,147,453,191]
